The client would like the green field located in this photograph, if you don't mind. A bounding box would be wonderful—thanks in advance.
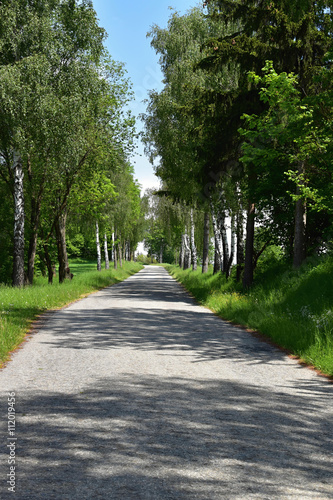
[165,256,333,378]
[0,260,143,367]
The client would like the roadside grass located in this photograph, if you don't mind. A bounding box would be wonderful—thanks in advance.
[0,260,143,367]
[165,256,333,377]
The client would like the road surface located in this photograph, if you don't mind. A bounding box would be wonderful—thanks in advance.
[1,265,332,499]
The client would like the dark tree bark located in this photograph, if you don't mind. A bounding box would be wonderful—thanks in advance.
[236,203,244,282]
[43,242,55,284]
[159,240,164,264]
[211,210,223,274]
[179,234,185,268]
[27,197,41,285]
[118,233,123,267]
[27,157,46,284]
[213,235,221,274]
[55,210,68,283]
[114,234,118,270]
[202,211,210,274]
[225,213,235,279]
[190,208,197,271]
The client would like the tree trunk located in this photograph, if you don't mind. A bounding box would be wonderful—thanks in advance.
[111,232,115,262]
[95,222,101,271]
[243,202,255,288]
[179,234,185,268]
[293,162,307,268]
[27,196,42,285]
[27,158,46,284]
[213,235,222,274]
[114,232,118,269]
[225,213,236,279]
[55,210,68,284]
[211,210,223,272]
[220,212,229,273]
[12,152,25,287]
[43,243,55,285]
[104,233,109,270]
[236,203,244,282]
[122,240,126,263]
[202,211,210,274]
[118,233,123,267]
[159,240,164,264]
[190,208,197,271]
[183,233,191,270]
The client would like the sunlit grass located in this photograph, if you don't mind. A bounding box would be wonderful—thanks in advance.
[165,257,333,377]
[0,260,143,367]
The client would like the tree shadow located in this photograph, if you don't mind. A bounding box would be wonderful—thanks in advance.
[4,375,332,499]
[1,267,333,498]
[40,303,284,366]
[38,268,287,366]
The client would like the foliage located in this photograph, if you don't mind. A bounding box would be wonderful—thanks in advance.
[143,1,333,284]
[0,0,142,284]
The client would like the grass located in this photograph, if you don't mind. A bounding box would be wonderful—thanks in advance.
[0,260,143,367]
[165,255,333,378]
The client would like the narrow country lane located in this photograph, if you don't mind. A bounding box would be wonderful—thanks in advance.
[1,265,332,499]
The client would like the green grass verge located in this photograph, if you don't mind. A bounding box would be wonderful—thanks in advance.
[165,257,333,377]
[0,260,143,367]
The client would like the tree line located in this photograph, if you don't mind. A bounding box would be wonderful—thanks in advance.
[0,0,144,286]
[141,0,333,286]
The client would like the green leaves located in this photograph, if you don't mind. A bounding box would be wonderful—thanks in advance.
[239,60,333,217]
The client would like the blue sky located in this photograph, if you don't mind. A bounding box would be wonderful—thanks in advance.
[92,0,200,193]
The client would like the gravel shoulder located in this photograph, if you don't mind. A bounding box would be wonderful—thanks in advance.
[1,265,332,499]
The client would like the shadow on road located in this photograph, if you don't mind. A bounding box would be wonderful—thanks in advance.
[3,267,332,499]
[39,269,288,367]
[11,375,332,499]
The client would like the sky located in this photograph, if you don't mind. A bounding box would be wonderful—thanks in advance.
[92,0,200,194]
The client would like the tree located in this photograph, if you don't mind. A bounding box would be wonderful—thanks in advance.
[143,7,229,271]
[200,0,333,285]
[0,1,137,285]
[0,0,108,285]
[239,61,332,268]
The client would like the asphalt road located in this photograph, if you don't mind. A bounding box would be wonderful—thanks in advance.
[1,265,332,499]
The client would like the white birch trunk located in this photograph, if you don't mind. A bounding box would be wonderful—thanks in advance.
[183,231,191,270]
[226,213,236,278]
[211,209,223,268]
[104,233,109,270]
[111,232,115,262]
[96,222,101,271]
[12,151,25,286]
